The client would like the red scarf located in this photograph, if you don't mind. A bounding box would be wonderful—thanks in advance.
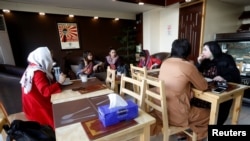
[82,62,93,75]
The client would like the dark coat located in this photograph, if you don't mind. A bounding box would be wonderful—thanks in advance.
[197,53,241,83]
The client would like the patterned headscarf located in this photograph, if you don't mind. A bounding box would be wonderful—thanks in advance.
[20,47,54,94]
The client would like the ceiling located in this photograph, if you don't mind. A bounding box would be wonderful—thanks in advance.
[2,0,250,15]
[1,0,250,20]
[2,0,161,14]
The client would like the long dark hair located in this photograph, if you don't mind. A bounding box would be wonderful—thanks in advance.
[83,51,93,63]
[203,41,222,59]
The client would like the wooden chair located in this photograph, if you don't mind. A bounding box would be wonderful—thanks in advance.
[144,78,197,141]
[119,74,146,108]
[130,64,147,80]
[130,64,147,93]
[0,102,27,139]
[0,102,10,132]
[105,66,120,93]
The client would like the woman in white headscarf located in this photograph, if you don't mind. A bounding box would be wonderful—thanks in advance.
[20,47,66,129]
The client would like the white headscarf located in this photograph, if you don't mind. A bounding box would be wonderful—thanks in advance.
[20,47,54,94]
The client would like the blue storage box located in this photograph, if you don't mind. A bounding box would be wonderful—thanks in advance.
[98,100,138,127]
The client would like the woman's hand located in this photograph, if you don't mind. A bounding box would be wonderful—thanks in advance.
[58,73,66,84]
[197,54,205,64]
[93,65,99,71]
[93,62,103,72]
[213,76,225,82]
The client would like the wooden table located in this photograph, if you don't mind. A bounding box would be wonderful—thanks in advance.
[51,77,113,104]
[55,109,155,141]
[192,82,249,124]
[51,77,156,141]
[147,69,159,80]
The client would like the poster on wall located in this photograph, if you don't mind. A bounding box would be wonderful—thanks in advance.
[57,23,80,50]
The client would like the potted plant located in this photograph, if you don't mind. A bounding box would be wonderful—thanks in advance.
[114,27,137,65]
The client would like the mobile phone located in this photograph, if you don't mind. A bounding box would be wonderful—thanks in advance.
[212,87,226,93]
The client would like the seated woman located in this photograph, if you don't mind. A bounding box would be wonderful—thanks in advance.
[20,47,66,129]
[104,48,128,76]
[104,48,121,70]
[76,51,103,78]
[138,50,162,70]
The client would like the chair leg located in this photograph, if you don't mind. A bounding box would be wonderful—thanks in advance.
[114,84,119,93]
[192,132,197,141]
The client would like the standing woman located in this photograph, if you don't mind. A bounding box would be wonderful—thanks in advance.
[20,47,66,129]
[196,41,241,125]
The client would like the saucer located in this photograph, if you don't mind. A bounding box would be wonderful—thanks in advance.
[62,81,73,85]
[205,77,213,82]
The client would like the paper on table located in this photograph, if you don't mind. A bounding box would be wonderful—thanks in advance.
[108,93,128,109]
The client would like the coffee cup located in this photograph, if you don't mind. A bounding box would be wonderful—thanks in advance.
[80,74,87,82]
[65,78,70,82]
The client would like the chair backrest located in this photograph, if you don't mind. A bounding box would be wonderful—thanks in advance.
[130,64,147,81]
[144,78,168,130]
[105,66,116,91]
[144,78,197,141]
[130,64,147,93]
[0,102,10,132]
[119,74,146,108]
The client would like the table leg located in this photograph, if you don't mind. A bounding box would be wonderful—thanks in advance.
[139,125,150,141]
[231,91,244,124]
[209,101,220,124]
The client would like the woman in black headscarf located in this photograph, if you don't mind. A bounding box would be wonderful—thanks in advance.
[196,41,241,125]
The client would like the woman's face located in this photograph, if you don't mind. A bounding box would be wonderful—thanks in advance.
[201,45,213,60]
[109,49,116,58]
[87,53,93,60]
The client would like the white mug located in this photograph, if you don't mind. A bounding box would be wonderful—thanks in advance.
[80,74,87,82]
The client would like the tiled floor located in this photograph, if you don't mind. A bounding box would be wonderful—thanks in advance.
[1,102,249,141]
[150,101,250,141]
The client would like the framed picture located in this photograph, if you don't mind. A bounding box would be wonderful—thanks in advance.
[57,23,80,50]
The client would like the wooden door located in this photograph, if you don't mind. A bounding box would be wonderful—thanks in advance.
[179,2,204,62]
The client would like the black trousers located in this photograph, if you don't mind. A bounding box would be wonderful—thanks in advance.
[191,98,233,125]
[217,99,233,125]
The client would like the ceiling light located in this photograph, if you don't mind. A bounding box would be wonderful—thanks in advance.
[3,9,10,13]
[94,16,99,19]
[69,14,74,17]
[114,18,119,21]
[39,12,45,15]
[138,2,144,5]
[185,0,192,2]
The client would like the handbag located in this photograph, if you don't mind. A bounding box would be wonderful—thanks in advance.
[3,120,56,141]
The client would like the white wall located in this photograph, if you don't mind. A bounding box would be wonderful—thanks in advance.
[143,8,161,54]
[143,0,246,54]
[143,3,179,54]
[203,0,243,42]
[159,4,179,53]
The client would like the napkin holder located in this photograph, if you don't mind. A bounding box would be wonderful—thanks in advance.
[98,100,138,127]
